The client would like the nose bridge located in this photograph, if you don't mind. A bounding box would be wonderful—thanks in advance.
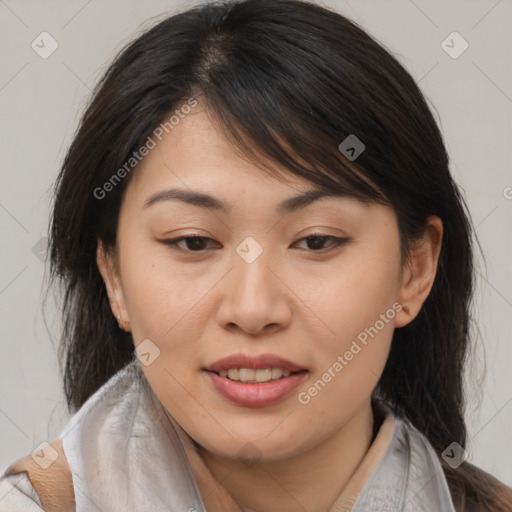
[218,234,290,333]
[233,235,275,302]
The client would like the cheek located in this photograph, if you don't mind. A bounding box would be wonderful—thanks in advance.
[295,313,394,432]
[117,237,208,340]
[300,247,400,345]
[296,243,399,402]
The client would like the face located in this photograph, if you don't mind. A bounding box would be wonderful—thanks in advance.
[97,105,442,464]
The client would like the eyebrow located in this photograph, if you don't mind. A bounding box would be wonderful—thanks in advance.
[143,187,349,215]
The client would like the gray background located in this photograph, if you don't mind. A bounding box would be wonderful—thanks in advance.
[0,0,511,487]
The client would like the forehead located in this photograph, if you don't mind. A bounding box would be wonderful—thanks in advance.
[125,108,318,199]
[120,107,378,222]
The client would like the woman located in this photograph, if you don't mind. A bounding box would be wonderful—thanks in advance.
[1,0,511,510]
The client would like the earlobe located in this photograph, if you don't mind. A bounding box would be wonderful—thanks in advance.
[96,239,131,332]
[395,216,443,328]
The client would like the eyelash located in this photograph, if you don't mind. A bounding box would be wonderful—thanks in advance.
[163,233,349,254]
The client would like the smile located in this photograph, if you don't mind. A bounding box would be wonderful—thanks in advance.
[204,369,309,407]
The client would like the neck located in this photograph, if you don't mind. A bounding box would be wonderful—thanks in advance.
[197,400,376,512]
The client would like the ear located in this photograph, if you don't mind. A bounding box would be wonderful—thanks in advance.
[96,239,130,332]
[395,215,443,328]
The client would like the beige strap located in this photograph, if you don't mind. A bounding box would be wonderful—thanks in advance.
[329,411,394,510]
[4,438,75,512]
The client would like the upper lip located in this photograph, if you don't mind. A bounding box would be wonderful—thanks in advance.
[204,353,307,373]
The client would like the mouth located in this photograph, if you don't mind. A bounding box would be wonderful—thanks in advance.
[209,367,306,383]
[203,369,309,407]
[202,353,309,407]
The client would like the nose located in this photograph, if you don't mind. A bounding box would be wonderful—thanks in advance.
[215,246,292,336]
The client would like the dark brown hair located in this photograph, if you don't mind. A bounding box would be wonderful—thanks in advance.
[47,0,512,509]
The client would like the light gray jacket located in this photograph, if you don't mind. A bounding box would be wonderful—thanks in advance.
[0,358,456,511]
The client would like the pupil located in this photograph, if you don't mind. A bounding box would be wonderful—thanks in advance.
[307,236,325,250]
[187,237,205,250]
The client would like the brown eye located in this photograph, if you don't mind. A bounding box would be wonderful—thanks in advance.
[163,234,349,254]
[164,236,218,252]
[295,235,349,252]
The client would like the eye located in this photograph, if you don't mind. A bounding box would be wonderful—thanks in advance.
[293,234,349,252]
[163,235,218,252]
[163,234,348,253]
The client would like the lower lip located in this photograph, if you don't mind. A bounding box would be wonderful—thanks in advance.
[204,370,308,408]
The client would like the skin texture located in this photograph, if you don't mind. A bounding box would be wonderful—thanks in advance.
[96,105,443,512]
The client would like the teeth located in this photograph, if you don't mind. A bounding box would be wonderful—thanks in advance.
[271,368,283,379]
[218,368,293,382]
[239,368,255,381]
[255,369,272,382]
[227,369,239,380]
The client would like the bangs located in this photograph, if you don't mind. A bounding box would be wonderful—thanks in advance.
[184,18,391,207]
[201,92,389,206]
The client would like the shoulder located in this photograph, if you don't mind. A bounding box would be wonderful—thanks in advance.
[0,360,143,512]
[0,438,75,512]
[0,472,44,511]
